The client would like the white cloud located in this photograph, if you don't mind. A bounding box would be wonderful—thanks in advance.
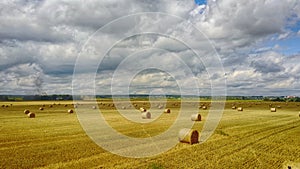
[0,0,299,96]
[278,32,290,40]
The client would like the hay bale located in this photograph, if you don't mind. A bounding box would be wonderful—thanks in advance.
[298,112,300,117]
[141,111,151,119]
[42,104,45,107]
[237,107,243,111]
[158,105,163,109]
[64,104,68,107]
[5,105,8,108]
[74,105,77,108]
[68,109,74,114]
[191,114,201,121]
[122,106,126,109]
[1,105,4,107]
[202,106,207,110]
[49,105,53,108]
[39,107,44,110]
[178,128,199,144]
[24,109,30,114]
[28,112,35,118]
[270,108,276,112]
[92,106,96,109]
[232,106,236,109]
[164,108,171,113]
[140,107,146,112]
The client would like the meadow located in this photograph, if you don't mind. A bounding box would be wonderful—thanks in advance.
[0,100,299,169]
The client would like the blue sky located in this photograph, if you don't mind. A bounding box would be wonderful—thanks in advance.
[194,0,207,5]
[0,0,299,96]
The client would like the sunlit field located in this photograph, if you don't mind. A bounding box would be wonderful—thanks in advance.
[0,100,299,169]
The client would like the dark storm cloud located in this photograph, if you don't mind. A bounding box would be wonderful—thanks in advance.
[250,60,285,74]
[42,64,75,75]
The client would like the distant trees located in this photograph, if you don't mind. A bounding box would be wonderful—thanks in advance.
[263,96,300,102]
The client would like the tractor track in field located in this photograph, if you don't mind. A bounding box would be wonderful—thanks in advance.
[0,133,86,150]
[220,114,293,131]
[230,119,299,141]
[216,122,299,160]
[0,136,86,151]
[163,119,299,160]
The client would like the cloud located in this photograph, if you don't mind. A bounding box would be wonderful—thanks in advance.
[249,52,285,73]
[0,63,45,94]
[278,32,290,40]
[0,1,73,42]
[0,0,299,96]
[193,0,300,50]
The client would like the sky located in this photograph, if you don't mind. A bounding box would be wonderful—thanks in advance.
[0,0,300,96]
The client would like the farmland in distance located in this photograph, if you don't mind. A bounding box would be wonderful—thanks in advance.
[0,100,299,169]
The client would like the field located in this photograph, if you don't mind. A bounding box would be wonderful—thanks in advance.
[0,100,300,169]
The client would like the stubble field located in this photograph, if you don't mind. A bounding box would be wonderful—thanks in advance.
[0,100,299,169]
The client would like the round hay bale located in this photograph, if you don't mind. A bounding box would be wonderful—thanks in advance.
[178,128,199,144]
[191,114,201,121]
[92,106,96,109]
[122,106,126,109]
[237,107,243,111]
[270,108,276,112]
[232,106,236,109]
[24,109,30,114]
[298,112,300,117]
[74,105,77,108]
[140,107,146,112]
[49,105,53,108]
[1,105,4,107]
[68,109,74,114]
[202,106,207,110]
[158,105,163,109]
[64,104,68,107]
[164,108,171,113]
[141,111,151,119]
[42,104,45,107]
[5,105,9,108]
[39,107,44,111]
[28,112,35,118]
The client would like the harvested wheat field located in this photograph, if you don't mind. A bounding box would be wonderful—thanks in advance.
[0,100,300,169]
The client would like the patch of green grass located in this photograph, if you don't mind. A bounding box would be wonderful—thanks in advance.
[216,129,230,136]
[149,163,164,169]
